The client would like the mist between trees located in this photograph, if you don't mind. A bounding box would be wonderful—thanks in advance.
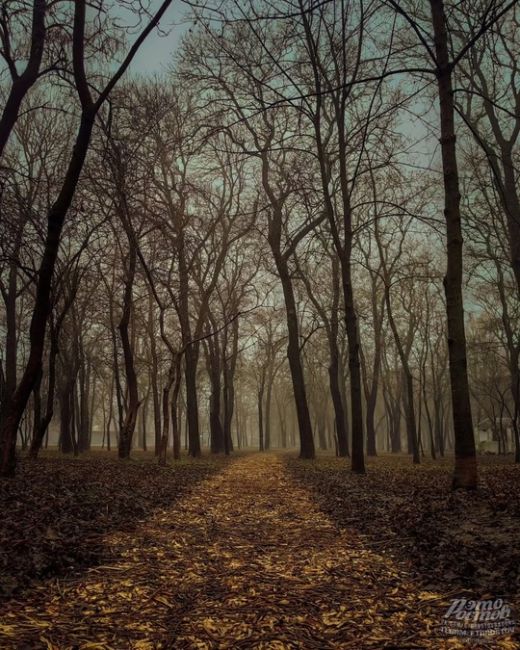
[0,0,519,489]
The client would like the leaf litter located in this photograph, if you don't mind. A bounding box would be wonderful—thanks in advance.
[0,452,518,648]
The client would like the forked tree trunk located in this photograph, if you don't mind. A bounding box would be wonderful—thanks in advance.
[383,285,420,464]
[300,0,364,473]
[0,0,46,159]
[261,139,315,459]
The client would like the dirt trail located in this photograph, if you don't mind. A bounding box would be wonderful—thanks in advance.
[0,454,488,648]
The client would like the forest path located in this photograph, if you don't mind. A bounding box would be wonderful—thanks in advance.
[2,454,459,649]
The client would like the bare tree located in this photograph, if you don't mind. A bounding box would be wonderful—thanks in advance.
[0,0,175,476]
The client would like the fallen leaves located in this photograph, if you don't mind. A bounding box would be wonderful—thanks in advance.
[0,452,518,648]
[0,452,226,601]
[286,454,520,598]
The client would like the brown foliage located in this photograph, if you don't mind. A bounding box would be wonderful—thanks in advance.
[287,455,520,597]
[0,452,225,600]
[0,453,518,648]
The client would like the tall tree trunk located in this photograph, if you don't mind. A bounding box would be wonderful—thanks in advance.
[261,135,314,459]
[148,297,162,455]
[3,260,18,405]
[301,1,363,473]
[278,398,288,449]
[77,343,90,453]
[328,350,349,457]
[140,398,148,451]
[499,149,520,299]
[365,388,378,457]
[276,262,315,459]
[0,220,26,440]
[365,294,384,457]
[434,395,445,457]
[258,369,266,452]
[59,380,75,454]
[222,319,238,455]
[171,355,182,461]
[177,228,201,457]
[422,370,436,460]
[207,336,225,454]
[264,370,274,451]
[430,0,477,488]
[106,376,114,452]
[339,251,365,473]
[31,373,42,449]
[338,357,351,457]
[118,243,140,459]
[223,364,234,455]
[184,345,201,456]
[159,364,175,465]
[29,332,58,458]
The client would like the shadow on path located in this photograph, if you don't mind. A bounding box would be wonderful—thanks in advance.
[0,453,496,649]
[284,454,520,601]
[0,453,229,603]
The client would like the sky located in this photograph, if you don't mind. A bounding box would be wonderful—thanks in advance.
[118,1,439,188]
[118,1,190,75]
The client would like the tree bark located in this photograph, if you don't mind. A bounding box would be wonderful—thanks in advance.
[177,227,201,457]
[329,350,349,457]
[29,330,58,458]
[430,0,477,488]
[171,355,182,461]
[117,241,140,460]
[204,323,226,455]
[222,318,239,455]
[258,381,265,452]
[276,261,315,459]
